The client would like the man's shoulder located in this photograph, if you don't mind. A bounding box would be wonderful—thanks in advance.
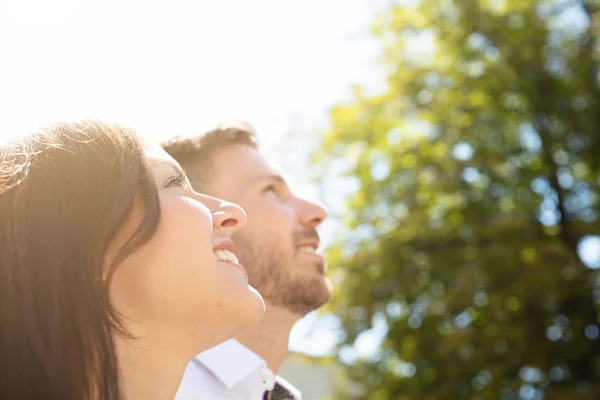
[175,359,225,400]
[176,340,276,400]
[194,340,268,386]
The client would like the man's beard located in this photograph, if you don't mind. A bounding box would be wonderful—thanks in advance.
[233,230,331,315]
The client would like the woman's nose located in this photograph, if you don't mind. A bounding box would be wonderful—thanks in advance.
[212,201,247,235]
[194,193,247,235]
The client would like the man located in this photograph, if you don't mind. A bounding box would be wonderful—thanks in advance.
[163,121,332,400]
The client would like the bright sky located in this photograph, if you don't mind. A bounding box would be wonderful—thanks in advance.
[0,0,384,153]
[0,0,386,356]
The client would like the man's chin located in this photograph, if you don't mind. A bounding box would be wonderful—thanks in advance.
[320,274,333,298]
[298,275,333,313]
[265,276,330,315]
[317,261,328,275]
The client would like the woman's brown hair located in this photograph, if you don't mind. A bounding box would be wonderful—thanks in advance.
[0,121,161,400]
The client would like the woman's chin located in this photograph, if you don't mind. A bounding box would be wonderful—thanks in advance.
[239,286,266,325]
[227,287,266,337]
[226,276,266,322]
[248,285,266,313]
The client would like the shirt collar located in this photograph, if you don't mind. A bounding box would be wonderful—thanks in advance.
[194,339,269,389]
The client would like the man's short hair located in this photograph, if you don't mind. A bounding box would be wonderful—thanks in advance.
[161,121,258,188]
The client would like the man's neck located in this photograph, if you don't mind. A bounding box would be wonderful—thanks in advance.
[234,303,300,373]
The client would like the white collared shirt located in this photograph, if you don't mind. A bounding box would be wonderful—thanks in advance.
[175,339,276,400]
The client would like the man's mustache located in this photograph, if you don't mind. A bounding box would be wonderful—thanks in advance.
[293,230,320,246]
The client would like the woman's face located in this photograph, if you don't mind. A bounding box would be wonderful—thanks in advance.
[109,145,265,354]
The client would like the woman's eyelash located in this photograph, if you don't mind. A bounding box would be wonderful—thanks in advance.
[164,172,188,188]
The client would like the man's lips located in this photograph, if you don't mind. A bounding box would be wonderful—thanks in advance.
[297,240,320,253]
[297,241,326,270]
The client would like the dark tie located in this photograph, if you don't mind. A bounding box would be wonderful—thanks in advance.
[263,376,301,400]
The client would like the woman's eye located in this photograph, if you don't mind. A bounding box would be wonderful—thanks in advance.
[164,172,188,189]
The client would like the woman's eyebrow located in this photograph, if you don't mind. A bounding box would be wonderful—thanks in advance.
[151,160,183,175]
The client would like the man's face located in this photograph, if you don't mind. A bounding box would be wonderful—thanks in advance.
[196,144,331,315]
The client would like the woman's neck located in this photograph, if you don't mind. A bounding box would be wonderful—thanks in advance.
[115,336,188,400]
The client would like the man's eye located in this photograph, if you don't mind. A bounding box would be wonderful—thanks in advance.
[263,184,277,193]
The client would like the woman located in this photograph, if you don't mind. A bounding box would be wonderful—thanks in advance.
[0,120,265,400]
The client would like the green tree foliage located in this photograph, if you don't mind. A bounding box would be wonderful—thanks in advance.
[312,0,600,398]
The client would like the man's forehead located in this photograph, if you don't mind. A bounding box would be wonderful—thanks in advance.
[242,161,286,182]
[213,145,285,182]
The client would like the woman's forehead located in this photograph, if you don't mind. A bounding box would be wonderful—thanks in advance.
[144,144,179,167]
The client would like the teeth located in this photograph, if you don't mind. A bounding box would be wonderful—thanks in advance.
[214,249,239,264]
[299,246,317,253]
[225,250,239,263]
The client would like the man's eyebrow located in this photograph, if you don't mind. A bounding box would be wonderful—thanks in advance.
[251,174,287,184]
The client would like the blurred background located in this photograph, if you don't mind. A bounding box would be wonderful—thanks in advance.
[2,0,600,399]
